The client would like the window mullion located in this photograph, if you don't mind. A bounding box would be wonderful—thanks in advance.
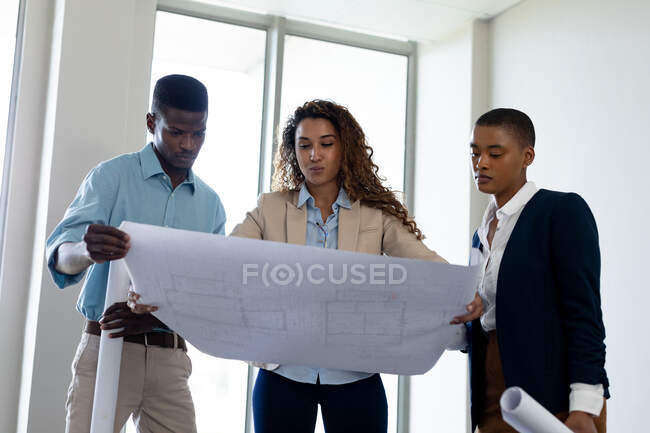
[246,16,287,433]
[0,0,25,286]
[402,41,418,214]
[397,41,418,433]
[257,16,286,195]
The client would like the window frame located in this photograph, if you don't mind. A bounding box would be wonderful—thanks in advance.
[155,2,419,431]
[0,0,27,291]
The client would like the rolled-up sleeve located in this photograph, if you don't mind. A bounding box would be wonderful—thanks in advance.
[45,163,116,288]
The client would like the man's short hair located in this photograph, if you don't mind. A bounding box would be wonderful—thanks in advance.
[151,74,208,116]
[475,108,535,148]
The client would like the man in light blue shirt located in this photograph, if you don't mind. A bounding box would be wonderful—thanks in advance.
[46,75,225,433]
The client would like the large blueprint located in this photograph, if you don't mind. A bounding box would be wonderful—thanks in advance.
[122,221,480,375]
[90,221,481,432]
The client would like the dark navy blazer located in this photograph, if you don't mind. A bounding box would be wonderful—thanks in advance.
[467,189,609,431]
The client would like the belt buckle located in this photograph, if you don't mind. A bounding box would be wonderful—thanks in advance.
[144,332,149,347]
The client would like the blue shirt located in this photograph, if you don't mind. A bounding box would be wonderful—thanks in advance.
[273,184,374,385]
[46,144,226,321]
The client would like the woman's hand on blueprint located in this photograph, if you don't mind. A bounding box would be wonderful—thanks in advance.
[449,292,483,324]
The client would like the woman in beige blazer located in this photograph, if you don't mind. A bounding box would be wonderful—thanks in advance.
[229,100,482,433]
[128,100,481,432]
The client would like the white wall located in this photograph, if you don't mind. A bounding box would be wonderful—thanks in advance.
[7,1,157,432]
[490,0,650,430]
[410,20,489,433]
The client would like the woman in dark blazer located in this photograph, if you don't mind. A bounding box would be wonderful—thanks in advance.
[468,108,608,433]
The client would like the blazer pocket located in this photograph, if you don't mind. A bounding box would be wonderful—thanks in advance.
[359,227,379,233]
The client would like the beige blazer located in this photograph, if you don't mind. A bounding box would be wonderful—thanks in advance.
[230,190,446,370]
[231,190,446,261]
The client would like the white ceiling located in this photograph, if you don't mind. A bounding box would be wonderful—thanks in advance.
[200,0,525,42]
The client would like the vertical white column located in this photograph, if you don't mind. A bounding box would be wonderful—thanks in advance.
[468,20,490,241]
[410,21,475,433]
[14,1,157,432]
[3,0,56,432]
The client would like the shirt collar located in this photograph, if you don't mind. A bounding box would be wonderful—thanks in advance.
[140,143,164,179]
[481,181,538,227]
[139,143,196,194]
[297,183,351,210]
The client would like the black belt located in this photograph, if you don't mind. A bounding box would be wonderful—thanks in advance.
[85,320,187,351]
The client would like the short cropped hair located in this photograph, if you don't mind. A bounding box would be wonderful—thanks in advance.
[151,74,208,115]
[475,108,535,148]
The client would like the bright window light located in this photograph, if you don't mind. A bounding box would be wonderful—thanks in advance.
[281,35,408,193]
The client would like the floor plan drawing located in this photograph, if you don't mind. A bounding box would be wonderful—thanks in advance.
[119,221,480,375]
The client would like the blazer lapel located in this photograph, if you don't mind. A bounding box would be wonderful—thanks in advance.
[338,201,360,252]
[496,190,541,305]
[286,201,307,245]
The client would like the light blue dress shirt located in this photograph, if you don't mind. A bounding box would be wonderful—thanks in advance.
[46,143,226,322]
[273,183,374,385]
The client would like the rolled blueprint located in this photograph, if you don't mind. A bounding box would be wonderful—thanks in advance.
[500,387,572,433]
[89,259,130,433]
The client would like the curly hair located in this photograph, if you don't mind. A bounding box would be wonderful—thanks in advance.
[272,99,423,240]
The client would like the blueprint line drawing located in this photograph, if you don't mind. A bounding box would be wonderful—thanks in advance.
[119,221,479,375]
[90,221,481,433]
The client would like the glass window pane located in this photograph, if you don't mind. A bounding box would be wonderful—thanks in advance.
[281,35,408,433]
[280,35,408,193]
[131,11,267,433]
[151,11,266,235]
[0,0,21,195]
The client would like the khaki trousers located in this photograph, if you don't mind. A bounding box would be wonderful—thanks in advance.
[476,332,606,433]
[65,332,197,433]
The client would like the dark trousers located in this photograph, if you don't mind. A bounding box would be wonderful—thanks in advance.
[253,369,388,433]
